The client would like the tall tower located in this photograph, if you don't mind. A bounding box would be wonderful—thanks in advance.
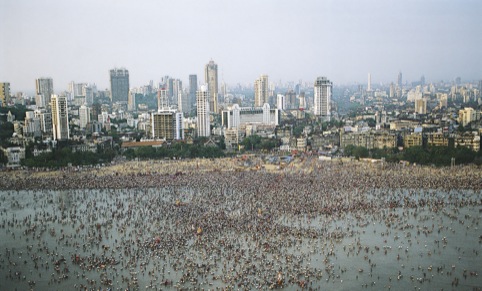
[157,88,169,111]
[79,105,91,129]
[109,68,129,103]
[397,71,403,88]
[367,73,372,92]
[313,77,332,121]
[189,74,198,109]
[254,75,269,107]
[0,82,10,107]
[196,85,210,137]
[36,78,54,108]
[50,95,70,141]
[204,60,218,113]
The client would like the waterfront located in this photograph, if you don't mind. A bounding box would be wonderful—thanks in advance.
[0,158,481,290]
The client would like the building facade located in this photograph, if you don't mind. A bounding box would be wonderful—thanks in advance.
[196,85,210,137]
[0,82,10,107]
[313,77,332,121]
[35,78,54,108]
[79,105,91,129]
[110,68,129,103]
[151,109,183,140]
[254,75,269,107]
[204,60,218,113]
[51,95,70,141]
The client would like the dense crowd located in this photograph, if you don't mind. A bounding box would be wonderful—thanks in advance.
[0,157,481,290]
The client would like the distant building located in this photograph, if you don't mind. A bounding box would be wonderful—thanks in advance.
[127,90,136,111]
[340,130,397,150]
[277,94,285,110]
[221,104,280,129]
[79,105,91,129]
[458,107,477,127]
[23,111,41,137]
[0,82,10,107]
[415,98,427,114]
[35,78,54,108]
[426,133,449,147]
[454,132,480,152]
[313,77,332,121]
[403,133,423,148]
[51,95,70,141]
[157,88,169,111]
[204,60,218,113]
[151,109,183,140]
[1,147,25,168]
[110,68,129,103]
[254,75,269,107]
[196,85,210,137]
[189,74,198,112]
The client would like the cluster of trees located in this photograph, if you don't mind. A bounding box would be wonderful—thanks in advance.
[344,145,482,166]
[240,135,280,152]
[123,142,225,160]
[21,143,116,168]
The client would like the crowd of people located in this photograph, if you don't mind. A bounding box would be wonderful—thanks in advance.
[0,157,481,290]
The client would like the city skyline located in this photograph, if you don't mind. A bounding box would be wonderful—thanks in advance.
[1,0,481,92]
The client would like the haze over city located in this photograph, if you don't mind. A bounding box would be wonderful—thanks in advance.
[1,0,481,92]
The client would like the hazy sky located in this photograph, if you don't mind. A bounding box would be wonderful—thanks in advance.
[1,0,481,93]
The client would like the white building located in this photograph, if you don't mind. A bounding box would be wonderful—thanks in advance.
[254,75,269,107]
[221,103,280,129]
[51,95,70,141]
[277,94,285,110]
[79,105,91,129]
[313,77,332,121]
[196,85,210,137]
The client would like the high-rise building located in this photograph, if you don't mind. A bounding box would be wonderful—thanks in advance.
[313,77,332,121]
[415,98,427,115]
[109,68,129,103]
[397,71,403,88]
[36,78,54,108]
[254,75,269,107]
[367,73,372,92]
[196,85,210,137]
[128,90,136,111]
[189,74,198,111]
[389,82,395,98]
[151,109,183,140]
[172,79,182,106]
[0,82,10,107]
[276,94,285,110]
[158,88,169,111]
[204,60,218,113]
[50,95,69,141]
[478,80,482,98]
[79,105,91,129]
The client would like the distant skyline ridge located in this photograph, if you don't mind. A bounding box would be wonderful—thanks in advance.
[1,0,480,92]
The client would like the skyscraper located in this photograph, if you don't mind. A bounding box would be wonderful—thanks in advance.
[254,75,269,107]
[313,77,332,121]
[397,71,403,88]
[189,74,198,111]
[0,82,10,107]
[109,68,129,103]
[36,78,54,108]
[196,85,210,137]
[367,73,372,92]
[158,88,169,111]
[51,95,69,141]
[204,60,218,113]
[79,105,91,129]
